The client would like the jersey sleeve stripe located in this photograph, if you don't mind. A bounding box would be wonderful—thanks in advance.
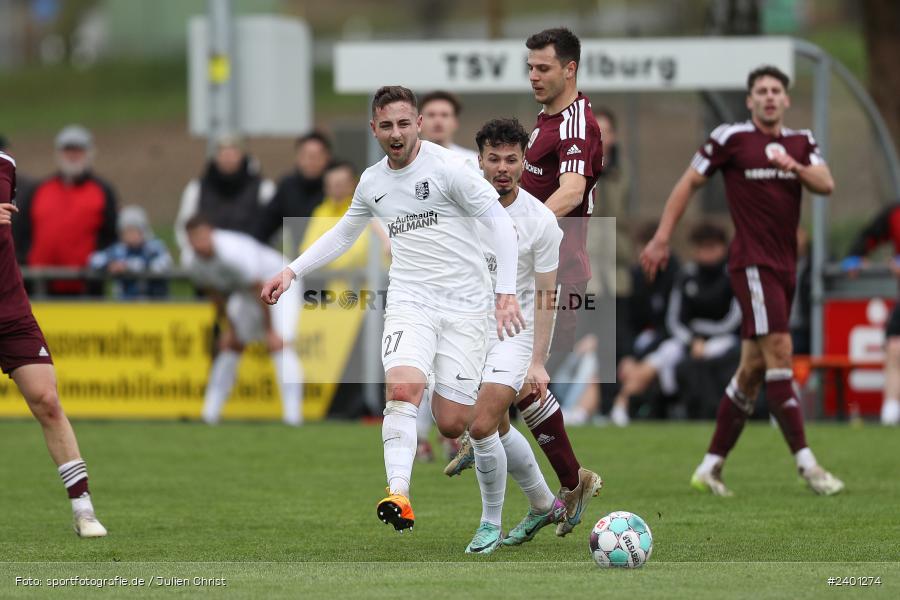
[690,152,710,174]
[809,152,825,166]
[0,151,16,168]
[577,159,585,175]
[577,99,586,139]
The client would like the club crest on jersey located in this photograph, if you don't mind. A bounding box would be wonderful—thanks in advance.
[527,128,540,149]
[415,179,430,200]
[764,142,787,160]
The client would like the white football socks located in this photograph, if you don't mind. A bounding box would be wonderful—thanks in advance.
[472,432,507,527]
[698,453,723,474]
[202,350,240,424]
[794,447,817,471]
[382,400,418,497]
[500,427,556,512]
[272,348,304,426]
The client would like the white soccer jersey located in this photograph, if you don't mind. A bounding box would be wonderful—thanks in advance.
[190,229,287,293]
[349,140,499,314]
[479,187,563,326]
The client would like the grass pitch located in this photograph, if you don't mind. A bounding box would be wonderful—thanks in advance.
[0,420,897,599]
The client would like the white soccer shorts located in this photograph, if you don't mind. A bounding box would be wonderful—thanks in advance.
[382,302,488,405]
[481,326,534,392]
[645,337,686,395]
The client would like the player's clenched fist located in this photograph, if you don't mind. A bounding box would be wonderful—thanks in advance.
[261,267,296,305]
[495,293,525,340]
[0,203,18,226]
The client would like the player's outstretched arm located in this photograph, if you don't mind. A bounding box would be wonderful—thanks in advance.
[477,202,525,338]
[261,213,369,305]
[525,269,558,404]
[640,166,707,281]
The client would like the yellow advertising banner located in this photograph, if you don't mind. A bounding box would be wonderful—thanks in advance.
[0,300,364,421]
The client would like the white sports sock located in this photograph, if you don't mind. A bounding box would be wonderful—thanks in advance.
[71,494,94,513]
[272,348,304,426]
[416,384,434,441]
[794,447,817,471]
[382,400,418,497]
[698,453,723,474]
[500,427,555,512]
[202,350,240,424]
[472,432,507,527]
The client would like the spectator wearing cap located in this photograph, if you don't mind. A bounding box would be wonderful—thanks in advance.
[13,125,118,296]
[253,131,332,250]
[175,134,275,266]
[89,205,172,299]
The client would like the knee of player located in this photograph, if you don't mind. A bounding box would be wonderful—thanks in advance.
[386,383,419,404]
[27,387,62,421]
[469,416,498,441]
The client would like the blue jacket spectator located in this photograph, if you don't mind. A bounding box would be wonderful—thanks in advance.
[89,205,171,298]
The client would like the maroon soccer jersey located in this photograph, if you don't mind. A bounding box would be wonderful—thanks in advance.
[0,151,33,323]
[691,121,825,273]
[521,93,603,284]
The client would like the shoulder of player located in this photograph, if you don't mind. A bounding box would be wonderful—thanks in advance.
[708,121,756,146]
[516,189,561,234]
[0,150,16,168]
[556,96,593,141]
[781,126,817,145]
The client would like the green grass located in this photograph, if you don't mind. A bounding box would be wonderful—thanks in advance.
[0,421,897,598]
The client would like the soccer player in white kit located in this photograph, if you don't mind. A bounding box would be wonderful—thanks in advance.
[261,86,524,531]
[185,216,304,426]
[463,118,570,554]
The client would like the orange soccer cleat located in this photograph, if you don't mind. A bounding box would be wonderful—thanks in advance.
[376,488,415,532]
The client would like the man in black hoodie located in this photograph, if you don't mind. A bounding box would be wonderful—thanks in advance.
[253,131,332,249]
[175,134,275,265]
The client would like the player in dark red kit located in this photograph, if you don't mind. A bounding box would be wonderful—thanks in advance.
[641,65,844,496]
[0,150,107,536]
[517,27,603,535]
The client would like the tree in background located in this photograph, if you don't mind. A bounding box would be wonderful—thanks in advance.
[862,0,900,152]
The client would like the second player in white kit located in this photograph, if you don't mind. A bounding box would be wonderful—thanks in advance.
[261,86,524,533]
[461,117,570,555]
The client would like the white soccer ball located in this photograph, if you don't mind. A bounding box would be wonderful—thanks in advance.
[589,511,653,568]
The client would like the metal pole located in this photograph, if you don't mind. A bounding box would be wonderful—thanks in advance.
[363,105,386,415]
[206,0,237,157]
[810,54,831,361]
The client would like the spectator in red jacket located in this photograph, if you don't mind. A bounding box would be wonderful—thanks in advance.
[13,125,118,296]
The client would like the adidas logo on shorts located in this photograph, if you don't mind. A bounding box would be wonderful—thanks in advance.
[565,144,581,156]
[38,346,49,357]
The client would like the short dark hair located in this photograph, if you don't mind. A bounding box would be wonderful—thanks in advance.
[324,159,357,177]
[371,86,418,117]
[593,106,617,131]
[294,131,332,153]
[526,27,581,68]
[475,118,530,154]
[184,214,212,232]
[419,90,462,116]
[689,222,728,246]
[747,65,790,92]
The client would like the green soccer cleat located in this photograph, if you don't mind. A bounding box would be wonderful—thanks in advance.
[443,431,474,477]
[691,462,733,497]
[465,522,503,555]
[503,497,566,546]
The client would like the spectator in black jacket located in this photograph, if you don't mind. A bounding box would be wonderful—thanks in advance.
[253,131,332,249]
[611,222,740,426]
[175,134,275,266]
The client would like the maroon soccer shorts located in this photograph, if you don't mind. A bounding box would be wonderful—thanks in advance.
[0,314,54,376]
[729,265,796,339]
